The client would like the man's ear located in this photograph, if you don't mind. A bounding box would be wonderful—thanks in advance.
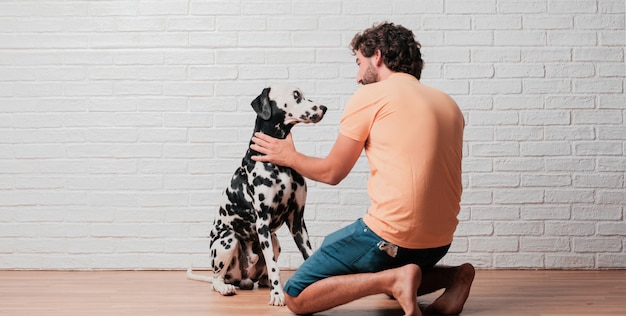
[374,49,383,67]
[251,87,272,120]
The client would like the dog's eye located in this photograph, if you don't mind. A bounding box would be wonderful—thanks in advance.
[293,91,302,103]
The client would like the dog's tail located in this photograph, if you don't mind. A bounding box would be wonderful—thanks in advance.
[186,267,214,283]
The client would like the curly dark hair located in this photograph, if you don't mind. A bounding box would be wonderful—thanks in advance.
[350,22,424,80]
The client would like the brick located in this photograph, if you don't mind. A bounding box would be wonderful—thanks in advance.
[520,110,570,125]
[520,141,571,156]
[547,31,597,46]
[470,206,520,220]
[293,1,343,15]
[472,47,520,62]
[574,47,624,62]
[521,237,570,252]
[167,17,215,31]
[496,126,543,141]
[597,157,626,171]
[138,0,188,15]
[495,220,544,236]
[454,222,494,236]
[597,223,626,236]
[546,63,594,78]
[495,31,546,46]
[545,222,596,236]
[545,254,595,269]
[474,15,521,29]
[598,95,625,109]
[597,254,626,268]
[446,0,496,13]
[471,173,520,188]
[573,174,623,188]
[495,63,544,78]
[471,142,520,157]
[494,157,544,172]
[548,0,597,13]
[521,205,571,220]
[445,64,494,79]
[521,47,572,62]
[524,79,572,94]
[524,16,573,29]
[217,17,266,31]
[472,79,522,94]
[598,63,626,78]
[493,96,543,110]
[573,238,622,252]
[469,111,518,125]
[498,0,546,14]
[574,141,623,156]
[546,189,595,203]
[596,190,626,204]
[494,253,543,268]
[599,0,625,13]
[545,95,595,109]
[493,188,544,204]
[521,174,572,187]
[445,31,494,46]
[470,237,519,252]
[599,30,626,46]
[574,79,623,93]
[545,158,596,171]
[573,205,623,220]
[423,16,471,30]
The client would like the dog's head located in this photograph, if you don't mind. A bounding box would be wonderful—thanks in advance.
[251,85,327,130]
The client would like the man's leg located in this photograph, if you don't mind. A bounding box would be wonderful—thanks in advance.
[419,263,475,315]
[285,264,423,316]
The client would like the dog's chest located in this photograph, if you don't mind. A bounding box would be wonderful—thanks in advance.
[248,162,305,206]
[219,162,306,235]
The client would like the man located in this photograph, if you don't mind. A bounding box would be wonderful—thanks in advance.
[250,22,475,316]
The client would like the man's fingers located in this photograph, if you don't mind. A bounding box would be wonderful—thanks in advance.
[250,143,266,154]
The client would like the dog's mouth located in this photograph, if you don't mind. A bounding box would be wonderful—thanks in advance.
[286,105,327,125]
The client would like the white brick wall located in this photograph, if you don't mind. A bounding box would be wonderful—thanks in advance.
[0,0,624,270]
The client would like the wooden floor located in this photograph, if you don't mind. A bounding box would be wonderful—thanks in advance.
[1,270,625,316]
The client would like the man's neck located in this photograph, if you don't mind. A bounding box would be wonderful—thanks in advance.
[377,67,396,81]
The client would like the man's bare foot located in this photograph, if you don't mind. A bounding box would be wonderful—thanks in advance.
[391,264,423,316]
[424,263,475,315]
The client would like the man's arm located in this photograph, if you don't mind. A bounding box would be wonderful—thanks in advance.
[250,132,364,185]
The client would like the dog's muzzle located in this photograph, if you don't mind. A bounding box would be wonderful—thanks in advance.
[310,105,327,123]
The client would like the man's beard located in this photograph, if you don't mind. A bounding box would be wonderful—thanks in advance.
[361,63,378,85]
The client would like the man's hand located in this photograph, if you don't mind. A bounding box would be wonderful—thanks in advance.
[250,132,297,167]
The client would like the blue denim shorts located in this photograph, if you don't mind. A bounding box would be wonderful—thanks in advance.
[283,218,450,297]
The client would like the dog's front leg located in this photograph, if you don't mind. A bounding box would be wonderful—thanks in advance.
[256,220,285,306]
[288,207,314,260]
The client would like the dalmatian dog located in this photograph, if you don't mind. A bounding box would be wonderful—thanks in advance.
[187,85,326,306]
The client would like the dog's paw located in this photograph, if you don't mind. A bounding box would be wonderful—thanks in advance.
[268,290,285,306]
[214,283,237,296]
[212,279,237,296]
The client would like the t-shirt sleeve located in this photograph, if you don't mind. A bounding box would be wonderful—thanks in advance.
[339,87,378,142]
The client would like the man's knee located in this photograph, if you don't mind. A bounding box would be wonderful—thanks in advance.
[285,294,305,315]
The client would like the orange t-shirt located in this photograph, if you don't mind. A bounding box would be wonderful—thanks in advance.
[340,73,464,249]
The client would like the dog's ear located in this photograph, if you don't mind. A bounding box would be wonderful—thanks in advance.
[251,87,272,120]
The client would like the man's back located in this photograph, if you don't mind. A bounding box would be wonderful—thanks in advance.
[340,72,465,249]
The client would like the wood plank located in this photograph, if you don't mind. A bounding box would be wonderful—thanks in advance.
[1,270,625,316]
